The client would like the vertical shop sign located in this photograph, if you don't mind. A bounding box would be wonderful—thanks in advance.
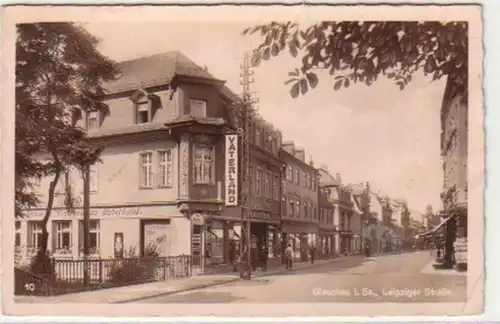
[225,134,238,206]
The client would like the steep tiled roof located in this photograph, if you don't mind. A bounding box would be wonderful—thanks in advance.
[318,168,340,187]
[103,51,221,94]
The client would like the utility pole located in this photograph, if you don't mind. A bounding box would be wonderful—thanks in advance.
[82,163,90,287]
[236,51,258,280]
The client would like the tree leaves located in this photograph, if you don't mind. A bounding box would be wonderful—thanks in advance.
[334,79,343,91]
[306,72,319,89]
[243,21,468,99]
[15,23,116,220]
[290,82,300,98]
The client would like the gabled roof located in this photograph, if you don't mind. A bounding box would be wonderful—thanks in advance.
[318,168,340,187]
[103,51,222,94]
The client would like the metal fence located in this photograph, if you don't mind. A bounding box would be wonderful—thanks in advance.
[15,255,196,296]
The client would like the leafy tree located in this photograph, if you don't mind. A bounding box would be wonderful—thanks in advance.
[243,21,467,99]
[16,22,116,269]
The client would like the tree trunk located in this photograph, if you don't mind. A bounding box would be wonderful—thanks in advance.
[33,170,60,275]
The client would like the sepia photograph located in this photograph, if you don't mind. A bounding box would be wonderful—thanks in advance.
[1,3,483,317]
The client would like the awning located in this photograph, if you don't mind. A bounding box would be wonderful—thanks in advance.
[415,214,456,239]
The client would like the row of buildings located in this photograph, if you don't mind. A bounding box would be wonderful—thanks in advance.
[15,51,423,267]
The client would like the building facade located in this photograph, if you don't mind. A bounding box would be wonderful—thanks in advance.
[16,51,284,268]
[439,78,468,269]
[280,142,319,261]
[229,112,284,261]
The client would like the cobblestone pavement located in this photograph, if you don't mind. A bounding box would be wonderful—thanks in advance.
[133,251,466,303]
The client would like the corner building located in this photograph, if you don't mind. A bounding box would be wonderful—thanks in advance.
[16,52,280,268]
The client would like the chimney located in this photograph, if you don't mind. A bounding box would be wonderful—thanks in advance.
[204,65,208,71]
[336,173,342,184]
[294,149,305,162]
[282,141,295,155]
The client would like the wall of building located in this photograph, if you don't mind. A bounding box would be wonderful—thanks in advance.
[442,92,468,206]
[16,205,190,261]
[281,150,319,224]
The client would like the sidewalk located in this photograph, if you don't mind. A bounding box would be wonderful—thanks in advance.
[16,255,359,304]
[420,260,467,276]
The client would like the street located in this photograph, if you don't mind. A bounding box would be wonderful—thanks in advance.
[132,251,466,303]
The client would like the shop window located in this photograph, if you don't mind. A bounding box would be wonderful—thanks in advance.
[139,152,153,188]
[79,220,100,256]
[190,99,207,118]
[53,220,72,255]
[27,221,43,253]
[194,145,215,184]
[158,149,173,187]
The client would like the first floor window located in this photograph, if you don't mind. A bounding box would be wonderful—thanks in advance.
[79,220,100,255]
[255,169,262,196]
[265,172,271,198]
[295,168,300,185]
[287,165,293,181]
[27,221,43,250]
[194,145,214,184]
[15,221,21,247]
[158,149,173,187]
[53,221,72,253]
[89,163,99,192]
[273,175,280,200]
[295,200,300,217]
[288,198,294,216]
[139,152,153,188]
[190,99,207,118]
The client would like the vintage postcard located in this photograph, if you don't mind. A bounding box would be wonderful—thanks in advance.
[1,3,484,318]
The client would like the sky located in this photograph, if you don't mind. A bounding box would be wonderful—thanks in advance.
[83,22,446,214]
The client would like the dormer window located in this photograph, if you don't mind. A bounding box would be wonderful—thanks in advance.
[131,89,160,125]
[136,101,150,124]
[190,99,207,118]
[86,110,100,130]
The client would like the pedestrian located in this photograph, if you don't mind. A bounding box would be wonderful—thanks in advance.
[285,244,294,270]
[260,245,268,271]
[309,244,316,264]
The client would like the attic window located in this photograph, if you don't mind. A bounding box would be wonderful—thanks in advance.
[136,102,150,124]
[130,89,160,124]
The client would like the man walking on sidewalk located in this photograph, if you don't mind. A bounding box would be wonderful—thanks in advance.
[285,244,294,270]
[309,244,316,264]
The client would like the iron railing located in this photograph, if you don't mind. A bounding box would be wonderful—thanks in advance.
[15,254,198,296]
